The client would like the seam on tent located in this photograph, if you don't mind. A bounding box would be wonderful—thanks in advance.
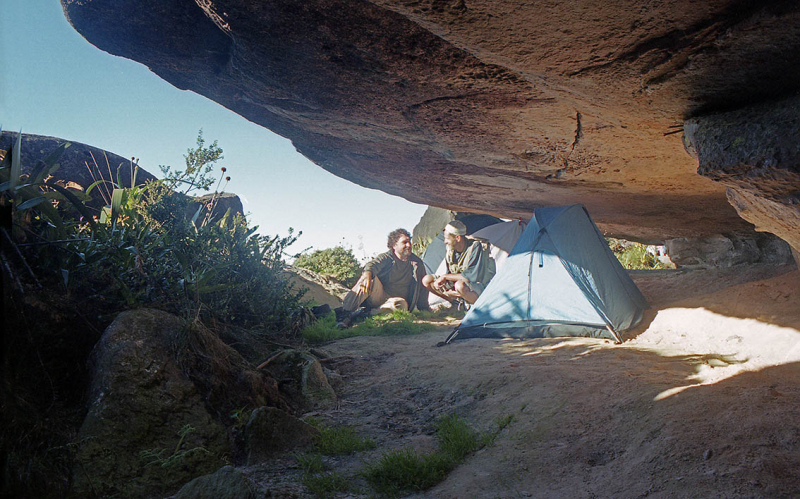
[557,254,615,330]
[581,205,649,310]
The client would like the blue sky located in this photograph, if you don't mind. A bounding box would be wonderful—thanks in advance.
[1,0,427,260]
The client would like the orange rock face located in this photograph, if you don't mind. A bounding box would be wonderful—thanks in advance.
[61,0,800,244]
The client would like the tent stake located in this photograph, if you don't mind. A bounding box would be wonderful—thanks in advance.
[606,325,622,344]
[438,327,460,346]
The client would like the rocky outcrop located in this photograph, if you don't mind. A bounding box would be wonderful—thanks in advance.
[285,266,350,307]
[683,95,800,254]
[411,206,502,247]
[60,0,800,246]
[0,131,156,209]
[71,309,229,499]
[665,233,794,269]
[187,191,245,225]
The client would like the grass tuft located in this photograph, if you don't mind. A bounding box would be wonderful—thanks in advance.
[315,425,376,455]
[362,448,453,497]
[293,451,326,474]
[301,471,350,498]
[436,414,483,460]
[363,414,487,497]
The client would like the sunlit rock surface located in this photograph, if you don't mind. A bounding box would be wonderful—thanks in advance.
[60,0,800,244]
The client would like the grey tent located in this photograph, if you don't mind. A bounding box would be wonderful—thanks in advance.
[446,205,649,344]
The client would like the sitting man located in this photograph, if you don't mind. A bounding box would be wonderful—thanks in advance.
[339,228,429,325]
[422,220,495,305]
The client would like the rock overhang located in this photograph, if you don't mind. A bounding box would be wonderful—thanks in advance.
[60,0,800,245]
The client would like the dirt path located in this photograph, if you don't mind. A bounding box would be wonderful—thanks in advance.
[255,265,800,498]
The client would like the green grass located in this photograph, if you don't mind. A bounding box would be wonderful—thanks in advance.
[362,448,453,497]
[301,471,350,498]
[315,425,377,455]
[495,414,515,432]
[302,309,435,343]
[436,414,484,460]
[363,414,487,497]
[293,451,326,474]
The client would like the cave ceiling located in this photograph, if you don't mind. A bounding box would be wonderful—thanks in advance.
[60,0,800,242]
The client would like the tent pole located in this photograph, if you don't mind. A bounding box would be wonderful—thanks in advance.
[606,325,622,344]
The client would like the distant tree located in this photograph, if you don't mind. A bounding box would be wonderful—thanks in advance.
[294,246,362,287]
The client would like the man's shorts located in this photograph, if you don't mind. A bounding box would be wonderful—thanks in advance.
[465,281,486,296]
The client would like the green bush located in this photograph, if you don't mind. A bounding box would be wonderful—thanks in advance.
[2,131,313,498]
[607,238,671,270]
[294,246,362,287]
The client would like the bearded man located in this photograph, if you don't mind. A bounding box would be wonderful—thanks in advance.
[422,220,495,305]
[341,229,429,321]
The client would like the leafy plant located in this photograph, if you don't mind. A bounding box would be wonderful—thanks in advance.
[159,129,224,195]
[294,246,362,286]
[139,425,210,468]
[0,131,96,239]
[412,235,432,257]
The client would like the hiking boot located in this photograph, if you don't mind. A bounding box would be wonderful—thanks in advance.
[349,306,369,323]
[334,306,350,328]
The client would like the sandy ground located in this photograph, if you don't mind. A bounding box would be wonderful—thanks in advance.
[251,264,799,498]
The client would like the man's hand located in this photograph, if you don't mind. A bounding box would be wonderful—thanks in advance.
[356,271,373,295]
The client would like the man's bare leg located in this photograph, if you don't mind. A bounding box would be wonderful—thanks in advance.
[454,280,479,304]
[422,274,450,301]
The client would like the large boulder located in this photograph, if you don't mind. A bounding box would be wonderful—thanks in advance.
[60,0,800,246]
[0,132,156,209]
[173,465,257,499]
[71,309,229,499]
[683,95,800,256]
[187,191,245,226]
[244,406,318,465]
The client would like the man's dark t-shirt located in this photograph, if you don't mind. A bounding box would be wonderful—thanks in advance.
[365,253,413,298]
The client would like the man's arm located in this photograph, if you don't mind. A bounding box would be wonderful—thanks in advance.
[356,252,392,294]
[459,241,485,284]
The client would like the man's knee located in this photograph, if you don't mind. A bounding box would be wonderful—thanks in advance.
[382,297,409,311]
[422,274,435,287]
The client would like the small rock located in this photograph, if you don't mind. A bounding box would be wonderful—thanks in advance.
[703,449,713,460]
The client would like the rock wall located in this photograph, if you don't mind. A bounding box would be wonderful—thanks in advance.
[60,1,800,246]
[683,95,800,254]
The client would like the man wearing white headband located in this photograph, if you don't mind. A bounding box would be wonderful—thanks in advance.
[422,220,495,305]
